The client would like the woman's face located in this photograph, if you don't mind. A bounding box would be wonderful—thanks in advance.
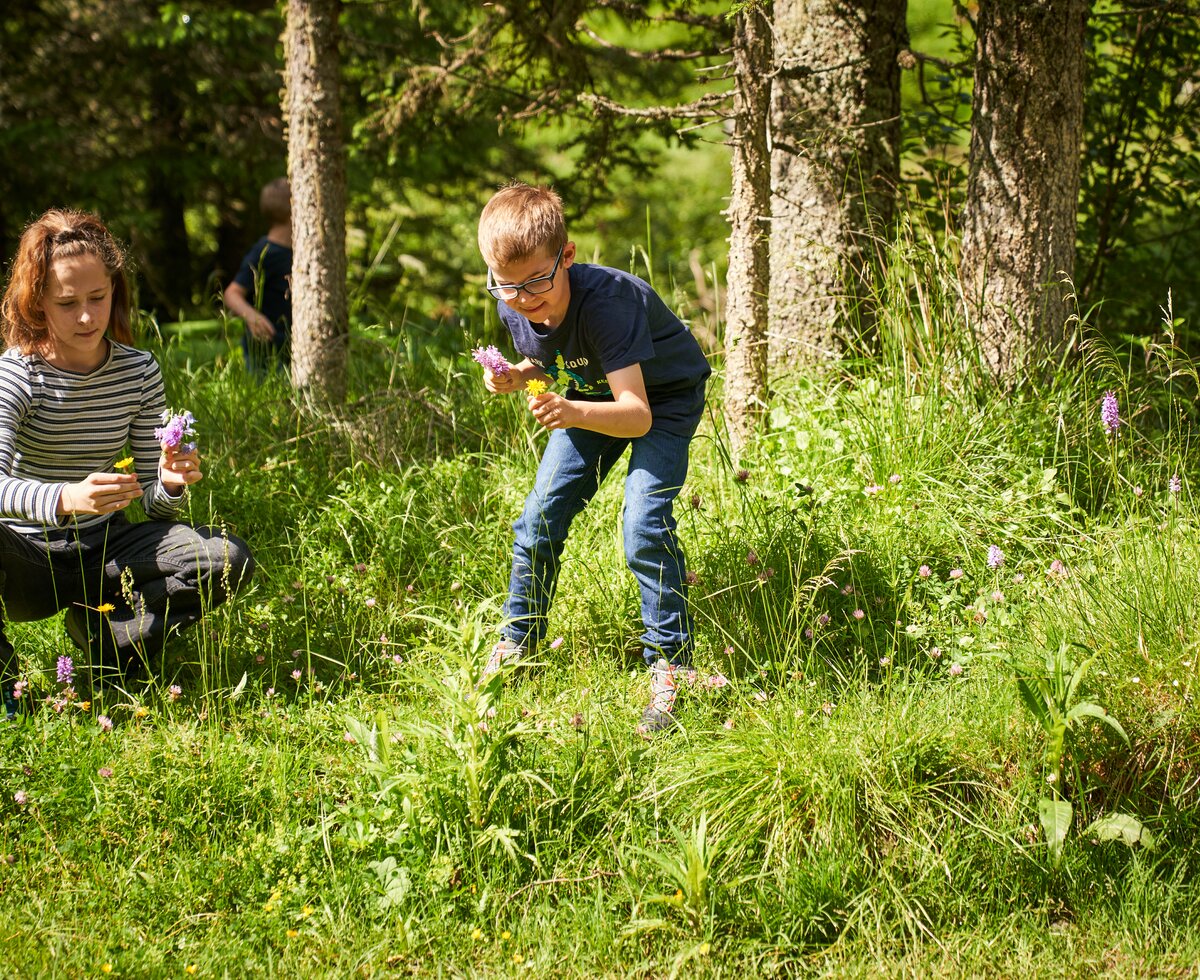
[40,252,113,372]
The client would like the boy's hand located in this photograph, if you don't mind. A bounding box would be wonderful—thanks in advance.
[160,446,203,496]
[246,311,277,342]
[484,365,525,394]
[58,473,143,515]
[528,392,577,431]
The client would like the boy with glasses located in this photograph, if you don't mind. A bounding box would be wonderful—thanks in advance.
[476,182,711,734]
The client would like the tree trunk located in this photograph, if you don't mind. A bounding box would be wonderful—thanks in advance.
[768,0,906,365]
[960,0,1088,381]
[285,0,348,403]
[724,4,773,457]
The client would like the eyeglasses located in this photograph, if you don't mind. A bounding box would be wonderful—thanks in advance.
[485,244,564,301]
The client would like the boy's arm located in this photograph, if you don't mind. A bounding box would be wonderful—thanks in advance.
[222,281,278,341]
[529,364,652,438]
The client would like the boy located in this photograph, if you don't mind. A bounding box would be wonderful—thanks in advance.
[223,177,292,373]
[477,183,711,734]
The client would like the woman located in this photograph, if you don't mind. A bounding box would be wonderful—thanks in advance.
[0,209,254,718]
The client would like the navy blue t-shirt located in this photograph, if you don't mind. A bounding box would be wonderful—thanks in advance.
[232,236,292,340]
[498,263,711,436]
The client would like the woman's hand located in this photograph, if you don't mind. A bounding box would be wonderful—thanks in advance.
[160,446,203,495]
[528,392,578,431]
[58,473,143,515]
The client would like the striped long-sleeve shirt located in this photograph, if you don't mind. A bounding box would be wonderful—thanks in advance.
[0,342,186,534]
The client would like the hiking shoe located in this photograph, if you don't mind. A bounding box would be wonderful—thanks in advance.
[480,639,523,683]
[637,658,694,735]
[64,607,146,683]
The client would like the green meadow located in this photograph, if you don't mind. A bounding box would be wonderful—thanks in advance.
[3,232,1199,978]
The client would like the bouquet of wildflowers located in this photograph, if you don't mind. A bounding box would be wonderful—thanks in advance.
[472,345,512,376]
[155,409,197,453]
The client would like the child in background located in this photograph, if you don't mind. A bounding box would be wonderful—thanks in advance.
[0,209,255,720]
[223,177,293,373]
[476,183,710,734]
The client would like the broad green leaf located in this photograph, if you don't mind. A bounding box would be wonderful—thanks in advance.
[1084,813,1155,850]
[1038,797,1073,866]
[1067,702,1130,745]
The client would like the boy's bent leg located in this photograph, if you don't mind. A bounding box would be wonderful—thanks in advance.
[73,519,255,662]
[623,428,694,669]
[506,428,627,649]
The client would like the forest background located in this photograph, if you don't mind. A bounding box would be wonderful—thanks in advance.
[2,1,1200,977]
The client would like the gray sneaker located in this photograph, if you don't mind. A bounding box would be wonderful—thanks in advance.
[637,658,695,735]
[480,639,523,683]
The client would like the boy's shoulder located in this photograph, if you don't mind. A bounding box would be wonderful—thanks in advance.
[570,263,666,310]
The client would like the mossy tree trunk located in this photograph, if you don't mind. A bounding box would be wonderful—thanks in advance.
[960,0,1088,381]
[285,0,348,404]
[724,3,773,458]
[768,0,906,366]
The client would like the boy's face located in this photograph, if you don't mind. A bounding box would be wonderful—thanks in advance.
[488,242,575,329]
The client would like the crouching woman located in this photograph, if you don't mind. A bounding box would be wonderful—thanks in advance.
[0,209,254,718]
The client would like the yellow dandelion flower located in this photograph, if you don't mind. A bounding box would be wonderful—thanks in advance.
[185,968,197,976]
[501,930,511,941]
[471,928,483,941]
[512,953,524,964]
[114,457,134,471]
[286,929,299,939]
[77,700,91,711]
[301,905,314,917]
[699,942,711,955]
[101,965,113,974]
[263,902,274,912]
[525,379,547,397]
[134,706,149,719]
[96,603,116,614]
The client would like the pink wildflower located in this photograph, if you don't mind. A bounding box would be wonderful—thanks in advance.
[918,565,932,579]
[471,345,512,376]
[549,636,564,650]
[949,663,963,676]
[97,715,113,731]
[98,767,113,779]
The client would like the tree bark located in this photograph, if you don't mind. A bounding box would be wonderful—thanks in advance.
[961,0,1088,381]
[724,4,773,457]
[285,0,349,403]
[768,0,906,366]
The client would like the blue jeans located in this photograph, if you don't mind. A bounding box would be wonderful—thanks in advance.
[504,424,695,667]
[0,512,254,676]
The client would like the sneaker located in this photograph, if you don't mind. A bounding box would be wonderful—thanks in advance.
[480,639,523,683]
[64,607,147,683]
[637,658,694,735]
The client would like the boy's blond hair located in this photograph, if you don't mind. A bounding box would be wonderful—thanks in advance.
[478,183,567,268]
[260,178,292,226]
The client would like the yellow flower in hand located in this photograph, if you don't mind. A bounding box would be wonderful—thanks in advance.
[114,457,134,471]
[525,379,547,397]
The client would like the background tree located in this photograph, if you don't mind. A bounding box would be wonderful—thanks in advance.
[959,0,1089,379]
[285,0,348,403]
[723,2,773,455]
[0,0,283,318]
[768,0,908,365]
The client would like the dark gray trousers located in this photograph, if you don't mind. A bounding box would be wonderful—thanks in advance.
[0,512,254,675]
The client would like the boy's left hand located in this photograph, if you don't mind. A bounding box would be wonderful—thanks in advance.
[528,392,577,431]
[160,446,204,495]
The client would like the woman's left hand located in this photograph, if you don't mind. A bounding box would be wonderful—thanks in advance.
[528,392,577,431]
[160,446,203,494]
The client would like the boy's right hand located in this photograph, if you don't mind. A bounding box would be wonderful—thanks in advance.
[484,366,524,394]
[58,473,143,516]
